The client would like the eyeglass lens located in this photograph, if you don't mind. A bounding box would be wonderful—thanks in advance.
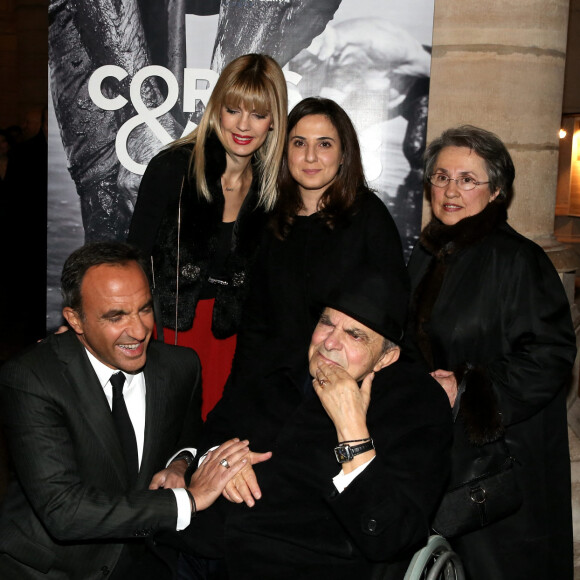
[429,174,479,191]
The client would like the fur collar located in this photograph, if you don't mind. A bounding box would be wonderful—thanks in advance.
[420,202,507,259]
[204,131,228,190]
[455,364,505,445]
[203,131,261,197]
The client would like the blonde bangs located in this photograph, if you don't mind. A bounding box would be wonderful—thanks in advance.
[224,81,273,117]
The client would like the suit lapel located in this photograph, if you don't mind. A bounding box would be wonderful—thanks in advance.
[139,345,170,484]
[56,331,129,485]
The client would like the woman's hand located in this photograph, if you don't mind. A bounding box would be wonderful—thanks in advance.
[430,369,458,407]
[313,362,374,443]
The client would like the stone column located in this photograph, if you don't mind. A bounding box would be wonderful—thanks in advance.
[426,0,578,279]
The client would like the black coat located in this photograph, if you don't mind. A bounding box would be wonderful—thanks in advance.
[231,190,409,382]
[406,203,577,580]
[168,358,452,580]
[127,134,267,338]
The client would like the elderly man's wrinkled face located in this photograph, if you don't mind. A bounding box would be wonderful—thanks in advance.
[308,308,398,382]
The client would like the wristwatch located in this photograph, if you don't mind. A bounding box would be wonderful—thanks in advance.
[173,451,195,468]
[334,439,375,464]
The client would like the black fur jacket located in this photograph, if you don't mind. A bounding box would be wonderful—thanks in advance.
[128,133,268,338]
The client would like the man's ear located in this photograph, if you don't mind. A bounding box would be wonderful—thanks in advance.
[62,307,83,335]
[373,346,400,372]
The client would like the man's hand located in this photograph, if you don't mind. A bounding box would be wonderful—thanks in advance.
[313,361,374,443]
[222,451,272,507]
[430,369,458,407]
[149,458,189,490]
[188,438,250,511]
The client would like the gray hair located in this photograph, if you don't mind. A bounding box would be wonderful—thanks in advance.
[424,125,515,204]
[381,337,398,354]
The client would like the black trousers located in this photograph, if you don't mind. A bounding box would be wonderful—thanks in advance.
[110,541,175,580]
[176,553,229,580]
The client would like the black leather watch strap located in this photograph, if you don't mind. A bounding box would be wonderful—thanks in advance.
[173,451,195,468]
[334,439,374,464]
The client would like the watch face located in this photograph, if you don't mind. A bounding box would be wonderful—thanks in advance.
[334,445,354,464]
[334,440,374,463]
[176,451,194,467]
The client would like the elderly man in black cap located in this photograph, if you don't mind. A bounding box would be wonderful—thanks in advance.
[165,268,453,579]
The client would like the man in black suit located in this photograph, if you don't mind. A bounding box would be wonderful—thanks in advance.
[0,242,250,579]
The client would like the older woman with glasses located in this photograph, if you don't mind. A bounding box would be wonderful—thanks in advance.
[406,125,576,579]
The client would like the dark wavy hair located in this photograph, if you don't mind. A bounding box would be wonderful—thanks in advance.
[61,242,149,314]
[424,125,515,205]
[272,97,368,239]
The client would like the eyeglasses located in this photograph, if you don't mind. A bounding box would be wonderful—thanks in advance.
[428,173,490,191]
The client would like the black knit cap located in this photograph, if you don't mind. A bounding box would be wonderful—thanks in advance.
[322,265,409,344]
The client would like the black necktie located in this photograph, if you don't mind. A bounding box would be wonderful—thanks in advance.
[110,372,139,482]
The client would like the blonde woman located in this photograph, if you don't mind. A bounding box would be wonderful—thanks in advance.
[128,53,287,419]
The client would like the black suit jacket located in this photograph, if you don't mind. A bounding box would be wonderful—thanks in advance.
[0,331,202,579]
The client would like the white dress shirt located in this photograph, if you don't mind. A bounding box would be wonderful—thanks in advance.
[333,457,374,492]
[86,350,192,530]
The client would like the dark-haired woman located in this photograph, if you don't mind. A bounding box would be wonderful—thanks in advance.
[230,97,408,385]
[406,125,576,579]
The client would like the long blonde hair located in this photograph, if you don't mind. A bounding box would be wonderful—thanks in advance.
[171,54,287,211]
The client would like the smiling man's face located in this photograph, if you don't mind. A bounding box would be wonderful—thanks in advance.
[63,262,154,373]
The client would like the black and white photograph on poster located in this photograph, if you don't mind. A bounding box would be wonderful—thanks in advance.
[47,0,434,330]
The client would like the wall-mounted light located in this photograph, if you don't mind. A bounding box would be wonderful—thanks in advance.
[560,129,568,139]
